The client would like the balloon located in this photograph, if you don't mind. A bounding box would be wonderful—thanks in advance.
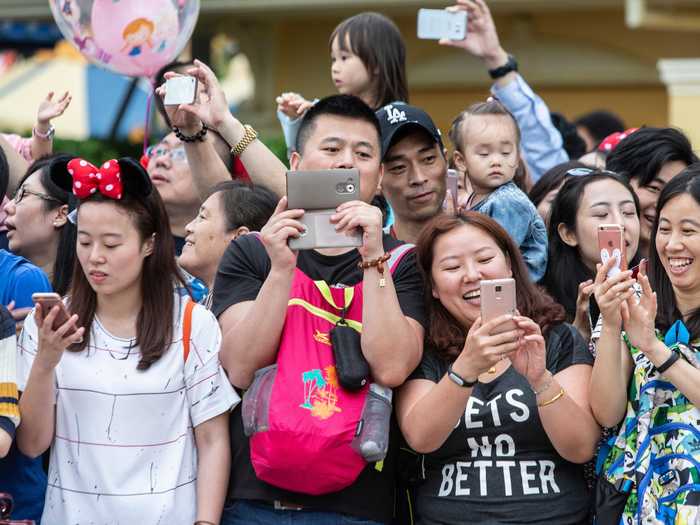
[49,0,200,79]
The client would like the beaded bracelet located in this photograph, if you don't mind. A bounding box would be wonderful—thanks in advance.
[173,123,208,143]
[358,253,391,287]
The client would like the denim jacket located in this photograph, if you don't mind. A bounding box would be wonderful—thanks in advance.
[471,182,548,282]
[492,75,569,183]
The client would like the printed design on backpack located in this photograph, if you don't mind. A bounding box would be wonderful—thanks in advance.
[313,329,331,346]
[600,331,700,524]
[244,242,415,495]
[301,365,342,420]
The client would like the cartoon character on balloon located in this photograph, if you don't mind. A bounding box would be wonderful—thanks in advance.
[50,0,200,80]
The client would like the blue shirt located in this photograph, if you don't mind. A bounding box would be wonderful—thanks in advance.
[0,250,49,522]
[471,182,548,282]
[0,249,52,308]
[492,74,569,183]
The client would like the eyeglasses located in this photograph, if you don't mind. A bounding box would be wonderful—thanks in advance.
[146,145,188,163]
[13,186,62,205]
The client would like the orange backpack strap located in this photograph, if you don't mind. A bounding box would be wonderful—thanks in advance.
[182,299,195,363]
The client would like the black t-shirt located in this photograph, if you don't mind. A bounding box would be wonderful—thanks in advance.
[409,323,593,525]
[212,233,426,524]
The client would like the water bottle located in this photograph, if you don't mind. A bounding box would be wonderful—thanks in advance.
[352,383,393,462]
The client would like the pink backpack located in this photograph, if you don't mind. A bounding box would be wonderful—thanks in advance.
[242,244,413,495]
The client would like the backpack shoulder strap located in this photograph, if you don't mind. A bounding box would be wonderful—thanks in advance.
[182,299,195,363]
[388,243,415,273]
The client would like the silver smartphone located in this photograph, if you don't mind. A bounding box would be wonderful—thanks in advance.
[163,76,198,106]
[417,9,467,41]
[286,169,362,250]
[480,278,517,335]
[446,168,459,212]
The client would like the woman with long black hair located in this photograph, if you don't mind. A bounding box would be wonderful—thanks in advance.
[17,156,238,524]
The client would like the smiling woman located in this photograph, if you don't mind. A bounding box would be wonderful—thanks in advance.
[589,163,700,524]
[396,212,600,525]
[179,180,276,297]
[543,171,641,339]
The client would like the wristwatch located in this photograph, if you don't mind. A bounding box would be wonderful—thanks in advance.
[488,54,518,80]
[447,363,478,388]
[33,124,55,140]
[231,124,258,157]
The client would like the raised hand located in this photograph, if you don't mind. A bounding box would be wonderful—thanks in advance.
[156,60,231,133]
[509,316,547,387]
[593,256,635,330]
[276,92,314,119]
[572,279,595,338]
[260,197,305,273]
[439,0,506,68]
[330,201,384,259]
[452,314,522,380]
[37,91,72,127]
[621,273,658,353]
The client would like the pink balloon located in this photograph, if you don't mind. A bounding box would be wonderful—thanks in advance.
[50,0,200,79]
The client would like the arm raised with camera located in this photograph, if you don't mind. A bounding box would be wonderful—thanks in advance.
[158,60,287,199]
[440,0,568,181]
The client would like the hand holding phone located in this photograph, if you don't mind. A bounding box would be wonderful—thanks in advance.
[445,169,459,214]
[163,75,198,106]
[31,293,83,369]
[480,278,517,335]
[598,224,627,279]
[286,169,362,250]
[417,9,468,41]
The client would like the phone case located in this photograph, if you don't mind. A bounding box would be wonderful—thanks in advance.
[286,169,360,210]
[287,169,362,250]
[32,293,74,333]
[480,279,517,334]
[598,225,627,278]
[164,76,198,106]
[288,210,363,250]
[417,9,467,40]
[446,169,459,212]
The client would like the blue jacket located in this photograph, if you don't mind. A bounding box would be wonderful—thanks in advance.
[471,182,548,282]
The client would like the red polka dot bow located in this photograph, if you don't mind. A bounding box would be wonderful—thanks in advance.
[67,158,123,200]
[598,128,639,153]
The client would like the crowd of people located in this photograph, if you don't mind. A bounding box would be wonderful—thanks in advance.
[1,0,699,524]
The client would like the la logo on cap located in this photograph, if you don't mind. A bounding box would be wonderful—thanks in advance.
[386,105,406,125]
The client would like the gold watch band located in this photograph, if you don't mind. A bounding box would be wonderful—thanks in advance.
[231,124,258,157]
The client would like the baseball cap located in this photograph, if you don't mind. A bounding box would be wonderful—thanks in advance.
[376,102,444,159]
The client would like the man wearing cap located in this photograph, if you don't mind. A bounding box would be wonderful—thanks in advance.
[377,102,450,243]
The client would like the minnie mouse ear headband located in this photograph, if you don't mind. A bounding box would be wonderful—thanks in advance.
[49,156,152,201]
[598,128,639,153]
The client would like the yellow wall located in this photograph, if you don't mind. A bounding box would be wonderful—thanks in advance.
[206,7,697,140]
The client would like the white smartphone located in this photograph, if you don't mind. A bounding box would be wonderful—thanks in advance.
[163,76,198,106]
[417,9,467,41]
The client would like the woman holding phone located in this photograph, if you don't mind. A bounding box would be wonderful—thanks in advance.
[16,156,238,524]
[542,171,641,340]
[590,165,700,523]
[397,212,600,524]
